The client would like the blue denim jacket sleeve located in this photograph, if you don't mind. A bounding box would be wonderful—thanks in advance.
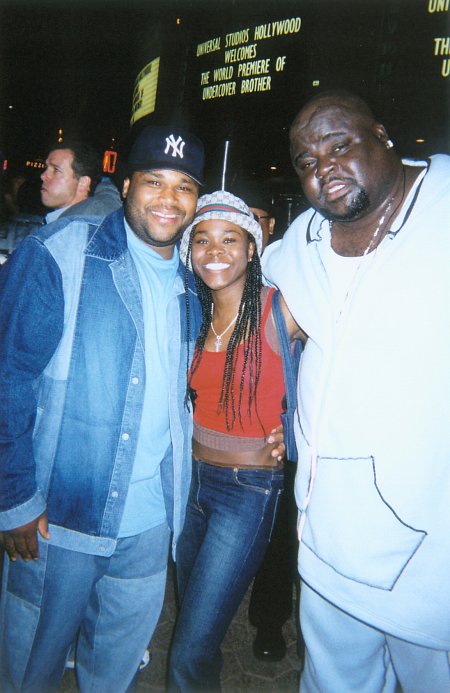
[0,237,64,528]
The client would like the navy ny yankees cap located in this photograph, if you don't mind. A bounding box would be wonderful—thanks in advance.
[127,126,205,185]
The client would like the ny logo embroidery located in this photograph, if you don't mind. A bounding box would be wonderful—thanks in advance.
[164,135,185,158]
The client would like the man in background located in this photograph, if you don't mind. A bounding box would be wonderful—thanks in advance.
[230,178,275,250]
[0,175,46,264]
[1,141,121,266]
[40,139,121,222]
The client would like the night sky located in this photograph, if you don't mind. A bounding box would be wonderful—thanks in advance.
[1,0,449,175]
[0,0,161,163]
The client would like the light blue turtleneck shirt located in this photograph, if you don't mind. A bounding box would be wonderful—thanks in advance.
[118,220,179,537]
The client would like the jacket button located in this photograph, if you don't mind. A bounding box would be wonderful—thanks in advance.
[111,491,119,498]
[122,433,130,441]
[131,377,139,384]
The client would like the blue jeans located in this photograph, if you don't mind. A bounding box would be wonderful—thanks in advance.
[169,459,284,691]
[0,523,170,693]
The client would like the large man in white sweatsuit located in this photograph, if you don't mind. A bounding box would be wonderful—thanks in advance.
[262,90,450,693]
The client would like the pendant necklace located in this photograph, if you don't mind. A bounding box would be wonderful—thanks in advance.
[210,305,239,351]
[332,197,394,323]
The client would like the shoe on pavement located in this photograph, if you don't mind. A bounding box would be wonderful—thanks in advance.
[252,628,286,662]
[139,649,151,670]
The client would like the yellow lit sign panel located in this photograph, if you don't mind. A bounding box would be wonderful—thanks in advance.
[130,57,160,125]
[196,18,301,102]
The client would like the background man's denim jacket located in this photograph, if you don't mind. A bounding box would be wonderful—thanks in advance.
[0,208,200,557]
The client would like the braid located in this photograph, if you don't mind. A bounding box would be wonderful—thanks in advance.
[221,240,262,430]
[185,230,212,407]
[183,233,193,410]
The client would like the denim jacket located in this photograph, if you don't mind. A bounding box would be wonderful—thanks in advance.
[0,208,200,556]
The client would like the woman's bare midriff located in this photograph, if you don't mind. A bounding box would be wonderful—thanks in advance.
[192,439,283,470]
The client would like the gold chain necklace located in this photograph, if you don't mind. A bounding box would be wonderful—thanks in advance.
[210,305,239,351]
[331,197,394,259]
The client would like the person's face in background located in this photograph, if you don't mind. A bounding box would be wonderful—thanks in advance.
[250,208,275,252]
[40,149,90,210]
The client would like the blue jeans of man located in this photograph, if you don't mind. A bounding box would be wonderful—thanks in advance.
[169,459,284,691]
[0,523,170,693]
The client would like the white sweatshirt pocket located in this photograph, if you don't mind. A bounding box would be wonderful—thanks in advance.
[301,455,427,590]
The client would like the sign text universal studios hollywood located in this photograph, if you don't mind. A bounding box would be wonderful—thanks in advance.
[196,17,301,100]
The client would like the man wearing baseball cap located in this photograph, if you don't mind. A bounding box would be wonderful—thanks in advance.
[0,126,205,691]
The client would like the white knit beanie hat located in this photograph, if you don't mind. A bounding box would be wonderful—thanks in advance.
[179,190,263,265]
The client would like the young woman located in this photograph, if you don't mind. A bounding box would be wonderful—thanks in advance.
[169,191,301,691]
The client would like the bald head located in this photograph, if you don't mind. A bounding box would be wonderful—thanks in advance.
[290,90,376,143]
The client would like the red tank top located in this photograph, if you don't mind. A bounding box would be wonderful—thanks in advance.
[190,288,285,439]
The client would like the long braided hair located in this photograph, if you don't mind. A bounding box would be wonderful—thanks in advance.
[184,229,263,431]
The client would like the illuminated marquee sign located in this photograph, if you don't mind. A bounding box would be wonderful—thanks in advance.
[428,0,450,77]
[195,17,302,101]
[130,57,160,125]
